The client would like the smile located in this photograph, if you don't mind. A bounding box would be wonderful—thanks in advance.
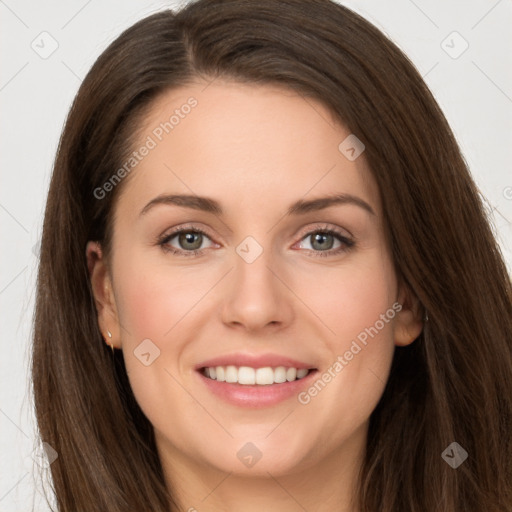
[197,366,319,408]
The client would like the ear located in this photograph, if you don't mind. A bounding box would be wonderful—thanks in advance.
[393,281,424,347]
[86,241,122,349]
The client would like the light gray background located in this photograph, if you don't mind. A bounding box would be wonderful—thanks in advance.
[1,1,511,510]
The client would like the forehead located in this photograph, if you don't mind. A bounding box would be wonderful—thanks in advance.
[117,80,381,221]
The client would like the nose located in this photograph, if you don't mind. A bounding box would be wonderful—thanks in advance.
[220,243,295,333]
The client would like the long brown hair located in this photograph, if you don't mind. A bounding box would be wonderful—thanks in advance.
[32,0,512,510]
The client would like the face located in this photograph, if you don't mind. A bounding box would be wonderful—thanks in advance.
[87,80,422,482]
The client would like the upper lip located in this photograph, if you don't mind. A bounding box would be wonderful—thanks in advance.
[195,353,317,371]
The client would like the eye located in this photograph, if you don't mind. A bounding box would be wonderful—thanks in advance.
[295,225,354,258]
[158,225,215,257]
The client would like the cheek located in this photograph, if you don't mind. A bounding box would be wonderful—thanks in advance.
[299,253,397,347]
[290,252,397,432]
[113,254,200,342]
[111,254,199,433]
[111,255,189,397]
[333,256,398,386]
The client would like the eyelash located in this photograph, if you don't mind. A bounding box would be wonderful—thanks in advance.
[157,223,355,258]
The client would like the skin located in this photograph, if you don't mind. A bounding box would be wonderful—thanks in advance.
[87,80,423,512]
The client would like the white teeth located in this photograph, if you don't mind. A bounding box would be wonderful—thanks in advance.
[239,366,256,385]
[225,365,238,383]
[296,368,309,379]
[286,368,297,381]
[274,366,287,383]
[202,365,312,385]
[256,367,273,385]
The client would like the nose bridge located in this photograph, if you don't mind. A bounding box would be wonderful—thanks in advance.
[221,234,292,329]
[233,234,278,298]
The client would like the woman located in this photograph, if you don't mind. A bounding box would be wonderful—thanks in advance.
[32,0,512,510]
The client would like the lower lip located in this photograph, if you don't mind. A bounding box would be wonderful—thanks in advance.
[197,369,318,408]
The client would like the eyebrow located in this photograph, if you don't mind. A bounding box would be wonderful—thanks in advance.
[139,193,376,217]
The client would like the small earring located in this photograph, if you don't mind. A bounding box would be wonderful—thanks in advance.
[424,311,429,322]
[107,330,114,353]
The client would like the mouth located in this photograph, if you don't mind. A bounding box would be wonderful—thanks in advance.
[196,365,319,408]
